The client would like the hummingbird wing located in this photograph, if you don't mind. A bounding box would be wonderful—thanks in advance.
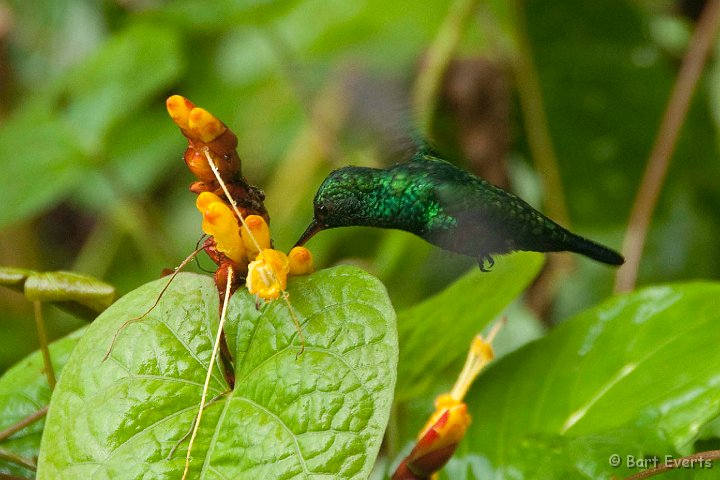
[425,159,569,256]
[408,155,624,265]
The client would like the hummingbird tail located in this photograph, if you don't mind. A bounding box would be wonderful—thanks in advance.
[564,233,625,266]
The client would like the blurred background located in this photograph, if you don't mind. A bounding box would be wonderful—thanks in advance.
[0,0,718,373]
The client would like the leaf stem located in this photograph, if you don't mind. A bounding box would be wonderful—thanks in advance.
[413,0,481,132]
[182,266,233,480]
[0,406,48,443]
[32,301,55,390]
[0,448,36,471]
[615,0,720,292]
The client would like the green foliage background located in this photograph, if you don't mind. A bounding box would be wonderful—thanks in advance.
[0,0,719,478]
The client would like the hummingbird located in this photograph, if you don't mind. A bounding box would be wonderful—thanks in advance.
[295,148,624,271]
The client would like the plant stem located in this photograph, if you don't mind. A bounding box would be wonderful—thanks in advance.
[182,266,233,480]
[0,406,48,443]
[0,448,36,472]
[615,0,720,293]
[512,0,570,227]
[511,0,572,319]
[413,0,481,133]
[33,301,55,390]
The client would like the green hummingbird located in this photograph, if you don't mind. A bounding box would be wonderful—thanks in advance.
[295,148,624,270]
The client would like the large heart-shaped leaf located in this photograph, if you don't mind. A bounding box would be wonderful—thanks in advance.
[0,328,85,478]
[445,282,720,479]
[37,266,397,479]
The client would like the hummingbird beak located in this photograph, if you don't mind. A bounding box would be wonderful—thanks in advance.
[294,219,324,247]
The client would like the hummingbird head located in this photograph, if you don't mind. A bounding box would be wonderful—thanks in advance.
[294,167,374,247]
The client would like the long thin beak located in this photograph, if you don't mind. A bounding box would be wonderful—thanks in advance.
[294,219,324,247]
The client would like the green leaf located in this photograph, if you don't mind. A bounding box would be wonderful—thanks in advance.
[395,251,544,401]
[0,328,85,478]
[38,267,397,479]
[0,23,183,228]
[524,0,719,227]
[24,271,116,320]
[0,112,87,229]
[143,0,300,31]
[59,22,184,143]
[0,268,116,321]
[0,267,37,293]
[450,282,720,479]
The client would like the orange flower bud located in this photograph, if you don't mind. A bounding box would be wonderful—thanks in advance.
[189,181,213,194]
[196,193,245,263]
[288,246,314,276]
[188,107,227,144]
[241,215,271,260]
[393,404,471,479]
[184,148,216,183]
[166,95,195,131]
[246,249,289,301]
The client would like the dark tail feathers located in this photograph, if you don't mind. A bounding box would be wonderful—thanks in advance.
[565,233,624,266]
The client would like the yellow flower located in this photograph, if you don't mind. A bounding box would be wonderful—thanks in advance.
[166,95,194,131]
[196,192,245,263]
[246,249,289,301]
[288,246,314,276]
[187,107,227,143]
[241,215,271,260]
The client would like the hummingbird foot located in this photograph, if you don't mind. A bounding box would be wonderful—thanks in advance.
[478,254,495,272]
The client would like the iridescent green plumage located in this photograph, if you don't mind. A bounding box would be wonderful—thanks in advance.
[296,149,624,270]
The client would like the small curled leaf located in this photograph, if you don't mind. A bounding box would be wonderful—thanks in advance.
[0,268,116,321]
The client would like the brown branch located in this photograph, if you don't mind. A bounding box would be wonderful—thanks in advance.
[512,0,573,319]
[624,449,720,480]
[615,0,720,292]
[0,406,48,443]
[413,0,481,133]
[512,0,571,228]
[0,448,36,471]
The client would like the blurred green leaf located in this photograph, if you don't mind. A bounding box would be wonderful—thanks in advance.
[59,22,184,144]
[70,108,182,211]
[525,0,719,227]
[0,328,85,478]
[0,113,87,229]
[0,22,184,229]
[38,267,397,478]
[144,0,300,31]
[448,282,720,479]
[395,251,544,401]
